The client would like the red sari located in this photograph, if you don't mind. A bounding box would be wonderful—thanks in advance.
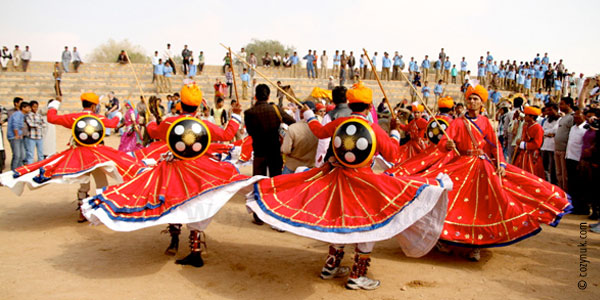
[419,116,571,247]
[512,122,545,178]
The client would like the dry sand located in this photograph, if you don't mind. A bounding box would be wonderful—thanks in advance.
[0,126,599,300]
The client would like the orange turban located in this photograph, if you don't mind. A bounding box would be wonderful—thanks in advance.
[524,106,542,116]
[412,104,424,112]
[180,83,203,106]
[464,85,488,102]
[437,97,454,109]
[80,92,99,104]
[346,81,373,104]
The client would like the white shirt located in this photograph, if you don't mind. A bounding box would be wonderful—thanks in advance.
[72,51,81,62]
[152,55,160,65]
[20,50,31,60]
[163,48,173,60]
[238,51,247,62]
[566,122,587,161]
[540,117,560,152]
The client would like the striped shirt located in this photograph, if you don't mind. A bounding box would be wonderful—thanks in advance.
[25,112,44,139]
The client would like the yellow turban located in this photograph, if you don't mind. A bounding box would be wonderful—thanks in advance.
[346,81,373,104]
[465,85,488,102]
[80,92,99,104]
[437,97,454,109]
[180,83,203,106]
[412,104,424,112]
[524,106,542,116]
[310,87,332,100]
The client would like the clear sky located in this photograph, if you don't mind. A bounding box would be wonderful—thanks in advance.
[1,0,597,75]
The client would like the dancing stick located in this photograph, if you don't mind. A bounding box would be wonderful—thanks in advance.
[123,51,150,120]
[220,43,302,106]
[362,49,396,119]
[495,133,504,187]
[227,47,240,101]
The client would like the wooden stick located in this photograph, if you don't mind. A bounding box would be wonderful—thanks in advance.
[220,43,302,106]
[123,51,150,120]
[395,59,460,155]
[495,132,504,186]
[362,49,396,119]
[510,139,520,164]
[228,47,240,101]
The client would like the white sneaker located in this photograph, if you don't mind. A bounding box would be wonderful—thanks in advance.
[346,276,381,290]
[320,266,350,280]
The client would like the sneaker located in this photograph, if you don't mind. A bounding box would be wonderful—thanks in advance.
[345,276,381,290]
[467,248,480,262]
[320,266,350,280]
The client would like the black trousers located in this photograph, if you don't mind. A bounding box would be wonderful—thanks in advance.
[182,58,189,75]
[167,58,176,74]
[566,158,586,214]
[253,155,283,177]
[0,149,5,171]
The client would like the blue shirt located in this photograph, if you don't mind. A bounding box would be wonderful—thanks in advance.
[371,55,377,67]
[534,56,540,64]
[393,56,402,66]
[490,91,501,103]
[241,73,250,82]
[435,60,442,70]
[535,92,544,100]
[433,84,443,95]
[360,57,365,68]
[524,78,532,89]
[460,61,467,71]
[554,79,562,90]
[382,57,392,68]
[422,86,431,97]
[486,63,493,73]
[154,63,164,75]
[444,60,451,70]
[477,66,486,77]
[492,65,499,74]
[498,70,506,78]
[535,69,544,79]
[542,64,548,72]
[303,54,315,67]
[333,55,341,66]
[7,110,24,140]
[507,70,516,80]
[421,59,430,69]
[291,55,299,65]
[409,61,416,71]
[478,60,485,68]
[486,54,493,62]
[189,64,197,76]
[164,65,173,77]
[517,73,525,84]
[542,56,549,64]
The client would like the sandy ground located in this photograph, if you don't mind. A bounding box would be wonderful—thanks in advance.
[0,126,599,300]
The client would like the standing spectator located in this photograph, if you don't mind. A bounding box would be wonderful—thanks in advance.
[241,68,250,100]
[313,51,319,79]
[154,59,165,93]
[421,81,431,106]
[104,92,120,136]
[381,52,391,81]
[332,50,340,79]
[392,52,403,80]
[541,102,560,184]
[370,52,378,80]
[197,51,205,74]
[477,56,486,86]
[244,84,295,225]
[24,100,44,164]
[443,57,451,83]
[61,46,71,72]
[566,108,587,214]
[281,101,319,174]
[438,48,446,71]
[581,109,599,219]
[0,46,12,71]
[225,66,233,98]
[52,62,62,96]
[182,45,191,75]
[408,57,416,81]
[72,47,82,72]
[460,57,467,83]
[20,46,31,72]
[303,50,316,79]
[39,98,58,158]
[339,51,348,85]
[188,58,197,77]
[451,64,458,84]
[554,77,563,100]
[163,62,173,92]
[290,51,299,78]
[151,51,160,83]
[235,48,247,74]
[421,55,430,81]
[433,80,444,102]
[348,51,356,80]
[524,74,532,96]
[320,50,328,79]
[8,101,30,170]
[163,43,176,74]
[359,54,367,79]
[554,97,575,191]
[12,45,21,70]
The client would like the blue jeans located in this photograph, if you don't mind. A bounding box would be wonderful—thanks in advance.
[25,137,44,164]
[282,165,295,175]
[307,66,315,79]
[9,138,25,170]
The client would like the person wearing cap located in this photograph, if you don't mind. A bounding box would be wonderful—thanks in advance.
[247,81,451,290]
[512,106,545,178]
[396,103,429,161]
[0,92,145,223]
[82,83,258,269]
[414,85,571,262]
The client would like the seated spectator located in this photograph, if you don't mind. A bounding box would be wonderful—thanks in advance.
[117,50,128,64]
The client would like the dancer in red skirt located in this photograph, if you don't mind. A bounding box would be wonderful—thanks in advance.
[247,82,452,290]
[416,85,571,261]
[512,106,545,178]
[397,104,429,161]
[0,92,145,222]
[82,83,262,268]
